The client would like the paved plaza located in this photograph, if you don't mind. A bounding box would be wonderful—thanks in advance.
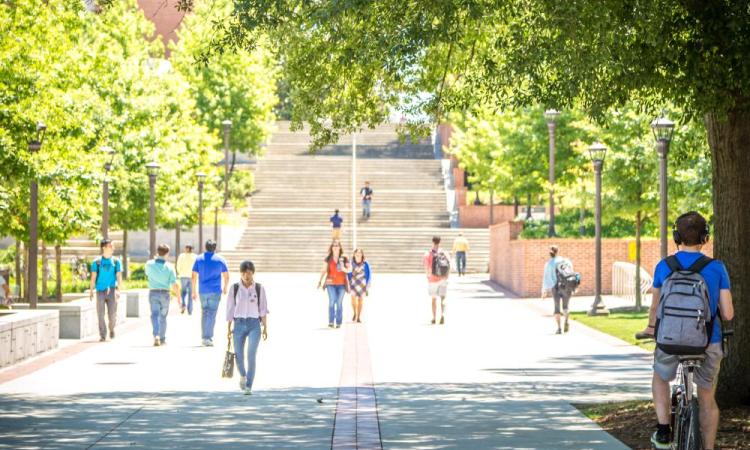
[0,274,653,449]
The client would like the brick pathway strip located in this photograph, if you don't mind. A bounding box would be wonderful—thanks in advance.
[332,323,383,450]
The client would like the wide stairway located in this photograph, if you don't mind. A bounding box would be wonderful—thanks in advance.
[222,122,489,273]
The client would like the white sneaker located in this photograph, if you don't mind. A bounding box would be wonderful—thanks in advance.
[243,387,252,395]
[207,339,214,347]
[239,376,246,390]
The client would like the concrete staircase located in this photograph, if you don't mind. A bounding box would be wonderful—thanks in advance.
[222,122,489,273]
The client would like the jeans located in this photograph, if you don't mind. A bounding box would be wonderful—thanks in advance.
[455,251,467,275]
[180,278,193,314]
[362,199,372,218]
[200,293,221,340]
[149,290,170,341]
[326,285,346,325]
[233,317,261,390]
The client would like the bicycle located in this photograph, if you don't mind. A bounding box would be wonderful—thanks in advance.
[636,326,733,450]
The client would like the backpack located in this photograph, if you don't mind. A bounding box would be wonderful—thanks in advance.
[93,257,120,285]
[555,259,581,293]
[232,282,262,305]
[655,255,715,355]
[431,250,450,277]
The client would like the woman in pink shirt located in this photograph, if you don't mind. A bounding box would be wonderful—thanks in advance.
[226,260,268,395]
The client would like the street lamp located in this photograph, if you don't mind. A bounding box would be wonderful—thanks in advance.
[197,171,206,248]
[222,119,232,208]
[146,160,160,258]
[588,142,609,316]
[544,109,561,237]
[651,116,676,259]
[27,122,46,308]
[101,146,115,239]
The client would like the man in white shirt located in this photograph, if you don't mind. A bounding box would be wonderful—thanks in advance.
[226,260,268,395]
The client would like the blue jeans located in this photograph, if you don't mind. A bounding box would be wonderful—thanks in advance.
[200,293,221,340]
[180,278,193,314]
[326,285,346,326]
[149,290,170,341]
[362,199,372,217]
[455,251,467,274]
[233,318,261,390]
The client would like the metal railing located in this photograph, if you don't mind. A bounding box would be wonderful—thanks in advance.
[611,262,652,305]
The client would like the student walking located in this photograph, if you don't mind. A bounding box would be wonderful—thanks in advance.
[145,244,180,346]
[89,239,122,342]
[0,271,10,306]
[318,241,351,328]
[192,240,229,346]
[226,260,269,395]
[330,209,344,240]
[541,245,579,334]
[176,244,197,315]
[360,181,373,219]
[452,232,470,276]
[348,249,371,323]
[423,236,450,325]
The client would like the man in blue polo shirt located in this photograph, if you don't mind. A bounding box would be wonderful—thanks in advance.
[192,240,229,346]
[89,239,122,342]
[642,212,734,450]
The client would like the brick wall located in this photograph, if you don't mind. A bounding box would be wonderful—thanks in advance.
[459,204,517,228]
[489,221,714,297]
[137,0,186,57]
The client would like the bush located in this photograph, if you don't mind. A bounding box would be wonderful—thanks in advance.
[519,208,659,239]
[229,169,254,209]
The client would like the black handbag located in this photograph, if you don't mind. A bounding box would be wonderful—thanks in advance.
[222,323,235,378]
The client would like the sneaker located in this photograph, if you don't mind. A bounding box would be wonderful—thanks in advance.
[564,322,570,333]
[160,339,166,346]
[99,337,106,342]
[335,324,341,329]
[239,376,246,390]
[328,323,334,328]
[154,337,161,347]
[651,431,671,449]
[110,330,115,339]
[555,328,562,335]
[431,319,436,325]
[181,306,186,314]
[206,340,213,347]
[243,387,252,395]
[440,316,445,325]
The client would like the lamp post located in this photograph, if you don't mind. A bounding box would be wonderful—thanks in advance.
[222,119,232,208]
[101,146,115,240]
[27,122,46,308]
[197,172,206,248]
[146,161,160,258]
[651,116,676,259]
[588,142,609,316]
[544,109,561,237]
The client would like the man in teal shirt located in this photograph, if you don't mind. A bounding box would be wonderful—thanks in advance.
[145,244,180,347]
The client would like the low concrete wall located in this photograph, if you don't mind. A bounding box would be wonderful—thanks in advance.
[13,293,128,339]
[0,309,59,368]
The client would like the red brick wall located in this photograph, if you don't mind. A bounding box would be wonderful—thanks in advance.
[459,204,517,228]
[137,0,186,57]
[489,221,714,297]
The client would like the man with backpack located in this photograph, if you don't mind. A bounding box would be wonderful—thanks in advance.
[226,260,268,395]
[641,212,734,450]
[423,236,451,325]
[89,239,122,342]
[541,245,579,334]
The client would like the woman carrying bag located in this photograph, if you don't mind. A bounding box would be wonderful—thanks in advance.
[318,241,351,328]
[349,249,371,323]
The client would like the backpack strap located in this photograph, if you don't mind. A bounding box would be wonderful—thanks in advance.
[232,282,240,302]
[255,282,261,300]
[664,255,682,273]
[687,255,713,274]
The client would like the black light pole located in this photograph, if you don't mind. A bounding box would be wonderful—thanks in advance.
[146,161,160,258]
[222,119,232,207]
[544,109,561,237]
[651,117,676,259]
[588,142,609,316]
[101,146,115,240]
[197,172,206,248]
[27,122,46,309]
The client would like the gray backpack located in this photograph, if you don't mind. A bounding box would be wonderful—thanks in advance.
[655,255,715,355]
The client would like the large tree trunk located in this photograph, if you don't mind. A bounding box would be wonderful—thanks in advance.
[706,107,750,406]
[55,245,62,302]
[14,239,21,300]
[513,196,519,218]
[122,229,129,279]
[175,221,181,261]
[634,210,642,312]
[41,241,48,301]
[23,243,29,302]
[525,193,532,220]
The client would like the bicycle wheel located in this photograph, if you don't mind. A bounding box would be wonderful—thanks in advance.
[685,398,703,450]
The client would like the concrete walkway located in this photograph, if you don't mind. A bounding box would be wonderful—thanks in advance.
[0,273,652,449]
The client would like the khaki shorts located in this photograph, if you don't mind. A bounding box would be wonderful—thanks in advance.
[654,343,723,390]
[331,228,342,240]
[428,280,448,298]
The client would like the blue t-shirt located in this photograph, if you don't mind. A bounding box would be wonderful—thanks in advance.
[653,251,730,343]
[91,257,121,292]
[330,215,343,228]
[192,252,228,294]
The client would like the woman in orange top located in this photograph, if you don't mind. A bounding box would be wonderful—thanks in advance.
[317,241,351,328]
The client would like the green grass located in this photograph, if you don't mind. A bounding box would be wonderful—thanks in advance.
[570,310,655,351]
[575,399,652,421]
